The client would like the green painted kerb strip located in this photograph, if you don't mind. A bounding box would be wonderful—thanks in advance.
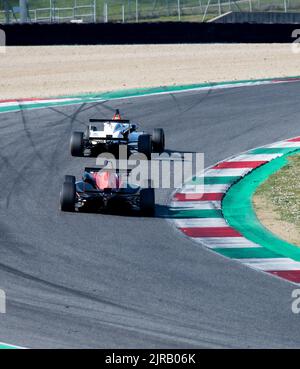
[215,247,282,259]
[56,75,300,101]
[168,208,222,218]
[0,97,104,113]
[249,147,298,155]
[0,343,20,349]
[188,176,239,185]
[1,75,300,114]
[222,149,300,261]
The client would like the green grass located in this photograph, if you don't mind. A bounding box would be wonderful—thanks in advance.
[2,0,300,23]
[2,0,211,22]
[255,153,300,225]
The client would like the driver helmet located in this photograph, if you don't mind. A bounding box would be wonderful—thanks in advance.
[113,109,122,120]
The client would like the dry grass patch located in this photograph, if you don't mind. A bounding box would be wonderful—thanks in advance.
[253,154,300,245]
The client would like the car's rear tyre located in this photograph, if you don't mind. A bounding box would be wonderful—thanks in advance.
[138,134,152,159]
[140,186,155,216]
[60,182,76,212]
[70,132,84,157]
[152,128,165,153]
[64,175,76,185]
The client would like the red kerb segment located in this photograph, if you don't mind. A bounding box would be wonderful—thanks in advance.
[213,161,267,169]
[174,193,224,201]
[268,270,300,283]
[179,227,242,237]
[0,97,49,104]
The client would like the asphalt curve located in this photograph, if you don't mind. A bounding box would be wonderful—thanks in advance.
[1,82,300,348]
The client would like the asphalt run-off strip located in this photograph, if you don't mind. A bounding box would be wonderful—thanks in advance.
[170,137,300,285]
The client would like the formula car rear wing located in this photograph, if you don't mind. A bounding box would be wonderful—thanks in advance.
[84,166,133,174]
[89,119,130,123]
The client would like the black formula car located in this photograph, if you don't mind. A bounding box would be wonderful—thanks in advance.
[60,166,155,215]
[70,110,165,159]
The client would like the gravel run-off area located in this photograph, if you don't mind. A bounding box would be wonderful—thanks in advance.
[0,43,299,99]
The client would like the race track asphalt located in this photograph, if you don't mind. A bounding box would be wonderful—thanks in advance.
[0,82,300,348]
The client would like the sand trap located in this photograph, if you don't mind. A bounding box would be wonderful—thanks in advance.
[0,44,299,99]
